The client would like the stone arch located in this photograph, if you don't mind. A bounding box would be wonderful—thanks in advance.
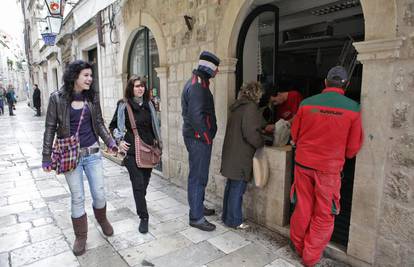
[215,0,399,265]
[120,10,168,77]
[217,0,398,60]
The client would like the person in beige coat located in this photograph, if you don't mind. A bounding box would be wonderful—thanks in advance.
[220,81,264,229]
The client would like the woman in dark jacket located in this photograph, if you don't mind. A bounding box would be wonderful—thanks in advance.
[42,60,117,256]
[220,81,264,229]
[109,75,162,234]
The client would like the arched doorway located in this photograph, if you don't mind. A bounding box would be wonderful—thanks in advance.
[234,0,365,249]
[127,26,162,171]
[128,26,160,100]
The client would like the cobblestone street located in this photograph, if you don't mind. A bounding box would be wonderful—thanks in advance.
[0,103,347,267]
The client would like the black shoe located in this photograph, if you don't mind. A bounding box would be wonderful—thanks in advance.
[190,219,216,231]
[203,206,215,216]
[139,218,149,233]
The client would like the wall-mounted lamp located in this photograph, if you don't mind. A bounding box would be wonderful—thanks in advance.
[44,0,65,17]
[184,15,194,31]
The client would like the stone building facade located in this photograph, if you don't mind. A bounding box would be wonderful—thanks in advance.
[26,0,414,266]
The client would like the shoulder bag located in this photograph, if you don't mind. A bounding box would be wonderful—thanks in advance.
[125,101,161,168]
[51,101,87,174]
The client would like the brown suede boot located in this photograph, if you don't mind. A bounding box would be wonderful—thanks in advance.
[71,213,87,256]
[93,204,114,236]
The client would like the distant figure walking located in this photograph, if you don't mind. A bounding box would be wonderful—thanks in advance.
[33,84,41,116]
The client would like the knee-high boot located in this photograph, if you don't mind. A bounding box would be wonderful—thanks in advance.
[93,204,114,236]
[71,213,87,256]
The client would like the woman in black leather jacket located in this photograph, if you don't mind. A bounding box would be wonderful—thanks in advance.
[42,60,117,256]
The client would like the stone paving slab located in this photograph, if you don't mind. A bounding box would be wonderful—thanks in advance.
[0,230,30,253]
[207,242,278,267]
[23,251,79,267]
[63,225,108,251]
[207,230,252,254]
[265,258,296,267]
[151,241,225,267]
[77,244,128,267]
[29,224,63,243]
[118,233,193,266]
[10,236,70,266]
[179,220,229,243]
[0,103,350,267]
[0,252,9,267]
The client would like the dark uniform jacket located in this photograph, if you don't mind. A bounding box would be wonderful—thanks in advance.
[181,69,217,144]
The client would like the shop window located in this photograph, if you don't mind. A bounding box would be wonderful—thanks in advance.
[128,27,160,112]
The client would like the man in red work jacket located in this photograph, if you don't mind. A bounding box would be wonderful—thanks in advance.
[263,88,303,133]
[289,66,363,267]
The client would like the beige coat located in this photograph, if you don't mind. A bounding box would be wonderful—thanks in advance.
[220,98,264,181]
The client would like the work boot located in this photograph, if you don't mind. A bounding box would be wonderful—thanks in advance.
[71,213,87,256]
[93,204,114,236]
[139,218,149,234]
[190,219,216,231]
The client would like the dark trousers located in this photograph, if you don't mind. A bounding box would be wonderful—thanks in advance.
[222,179,248,227]
[184,137,212,223]
[35,106,41,116]
[8,103,14,115]
[124,155,152,219]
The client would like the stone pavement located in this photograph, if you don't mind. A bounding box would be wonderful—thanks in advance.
[0,102,348,267]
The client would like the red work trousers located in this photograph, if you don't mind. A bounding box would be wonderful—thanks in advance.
[289,165,341,267]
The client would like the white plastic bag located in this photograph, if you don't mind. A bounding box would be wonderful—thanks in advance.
[253,147,269,188]
[273,119,291,147]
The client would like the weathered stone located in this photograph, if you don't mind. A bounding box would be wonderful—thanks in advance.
[10,237,69,266]
[374,237,400,267]
[151,241,224,267]
[379,201,414,244]
[181,31,192,45]
[385,170,412,204]
[0,231,30,253]
[392,102,409,128]
[77,244,128,267]
[400,245,414,267]
[403,3,414,26]
[196,27,207,42]
[391,134,414,167]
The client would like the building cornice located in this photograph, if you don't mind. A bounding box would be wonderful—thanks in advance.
[353,38,404,62]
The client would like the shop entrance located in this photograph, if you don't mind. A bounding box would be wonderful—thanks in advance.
[236,0,364,248]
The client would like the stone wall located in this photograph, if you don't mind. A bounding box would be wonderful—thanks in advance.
[117,0,232,202]
[373,1,414,266]
[62,0,414,266]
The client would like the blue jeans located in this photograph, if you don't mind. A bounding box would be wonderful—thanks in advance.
[222,179,248,227]
[184,137,212,224]
[64,151,106,218]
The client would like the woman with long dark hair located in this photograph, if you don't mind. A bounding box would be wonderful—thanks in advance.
[42,60,117,256]
[109,75,162,234]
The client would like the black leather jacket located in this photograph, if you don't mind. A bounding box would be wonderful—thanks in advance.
[42,89,113,163]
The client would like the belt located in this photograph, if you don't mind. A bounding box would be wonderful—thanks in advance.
[79,147,100,157]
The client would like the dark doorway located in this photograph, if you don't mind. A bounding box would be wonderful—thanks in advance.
[128,27,162,171]
[236,0,364,248]
[88,48,99,92]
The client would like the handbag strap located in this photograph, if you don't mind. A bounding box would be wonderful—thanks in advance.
[75,101,88,135]
[124,99,140,138]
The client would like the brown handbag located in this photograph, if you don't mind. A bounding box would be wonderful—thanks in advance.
[125,101,161,168]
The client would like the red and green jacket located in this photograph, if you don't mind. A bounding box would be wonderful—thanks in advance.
[291,87,363,173]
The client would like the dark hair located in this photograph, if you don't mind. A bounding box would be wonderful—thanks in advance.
[124,75,150,101]
[34,84,38,87]
[63,60,95,101]
[326,78,347,89]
